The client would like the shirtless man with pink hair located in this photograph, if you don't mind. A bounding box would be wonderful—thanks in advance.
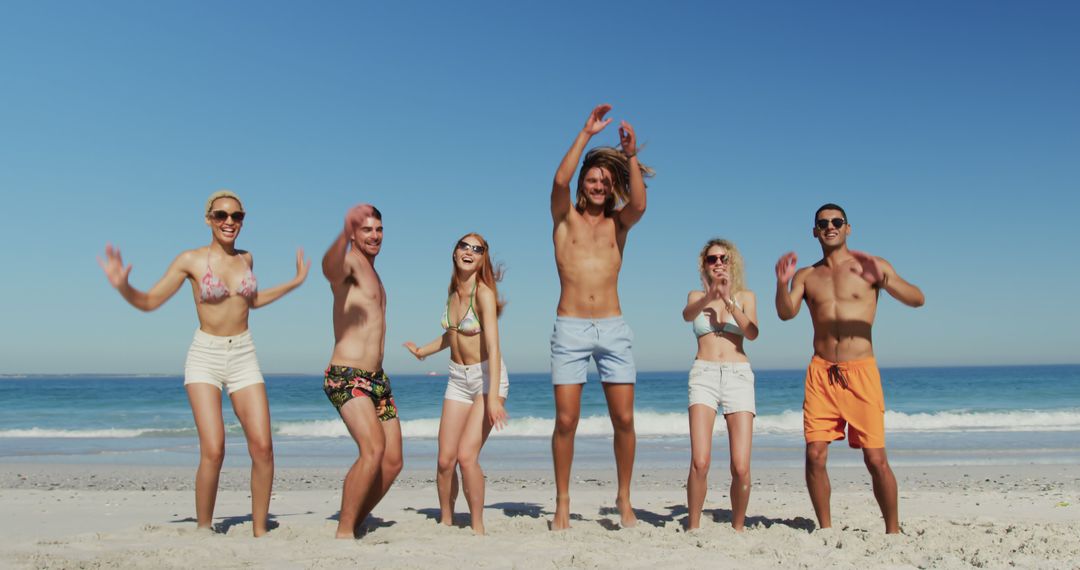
[321,204,403,539]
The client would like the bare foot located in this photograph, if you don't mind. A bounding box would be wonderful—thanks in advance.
[334,528,355,539]
[472,521,486,535]
[616,496,637,528]
[551,495,571,531]
[253,527,268,538]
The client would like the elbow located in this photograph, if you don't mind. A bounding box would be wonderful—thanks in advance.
[744,327,760,341]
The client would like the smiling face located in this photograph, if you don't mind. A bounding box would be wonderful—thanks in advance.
[205,197,244,244]
[702,244,730,285]
[579,166,615,209]
[352,216,384,257]
[453,234,486,275]
[813,208,850,248]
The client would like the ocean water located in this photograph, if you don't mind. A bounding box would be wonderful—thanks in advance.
[2,365,1078,470]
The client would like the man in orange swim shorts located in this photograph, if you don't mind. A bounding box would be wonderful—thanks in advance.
[774,203,925,534]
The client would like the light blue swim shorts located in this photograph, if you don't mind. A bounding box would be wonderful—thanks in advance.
[550,316,636,385]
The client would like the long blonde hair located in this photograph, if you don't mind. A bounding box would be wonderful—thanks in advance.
[698,238,746,294]
[575,147,655,216]
[448,232,506,317]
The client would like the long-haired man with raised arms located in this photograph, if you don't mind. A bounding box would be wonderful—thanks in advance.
[549,104,655,530]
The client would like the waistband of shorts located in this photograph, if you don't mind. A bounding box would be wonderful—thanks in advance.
[193,329,253,344]
[448,359,505,371]
[554,315,625,325]
[691,359,752,371]
[326,363,385,377]
[809,355,877,369]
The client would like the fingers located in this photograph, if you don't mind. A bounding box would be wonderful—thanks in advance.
[593,103,612,118]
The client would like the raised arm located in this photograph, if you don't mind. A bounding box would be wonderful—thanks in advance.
[727,291,760,341]
[552,104,612,223]
[682,289,714,321]
[322,230,350,284]
[616,120,647,229]
[476,284,508,430]
[851,251,925,308]
[97,244,190,312]
[252,248,310,308]
[775,252,806,321]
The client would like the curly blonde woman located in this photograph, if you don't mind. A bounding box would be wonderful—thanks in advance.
[681,238,759,531]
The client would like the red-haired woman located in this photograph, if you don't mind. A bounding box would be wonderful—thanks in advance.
[404,232,508,535]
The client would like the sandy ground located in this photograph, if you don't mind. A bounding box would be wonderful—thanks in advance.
[1,462,1078,568]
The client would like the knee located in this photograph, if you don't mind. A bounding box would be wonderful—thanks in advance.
[863,453,890,474]
[805,448,828,470]
[690,455,711,476]
[248,439,274,465]
[437,453,458,474]
[609,411,634,433]
[201,443,225,466]
[458,449,479,470]
[730,462,751,483]
[386,454,404,479]
[554,413,579,436]
[363,442,386,465]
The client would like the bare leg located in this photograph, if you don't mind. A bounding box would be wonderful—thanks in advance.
[230,384,274,537]
[686,404,717,530]
[805,441,832,530]
[863,447,900,534]
[437,399,472,526]
[602,382,637,527]
[186,384,225,532]
[551,384,582,530]
[457,396,490,534]
[335,398,385,539]
[356,417,403,527]
[725,411,753,531]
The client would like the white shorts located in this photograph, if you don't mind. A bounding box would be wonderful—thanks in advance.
[184,329,265,395]
[445,359,509,404]
[688,360,755,416]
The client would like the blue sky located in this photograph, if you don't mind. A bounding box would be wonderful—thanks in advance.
[2,1,1077,374]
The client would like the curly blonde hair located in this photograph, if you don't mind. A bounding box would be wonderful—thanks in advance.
[698,238,746,294]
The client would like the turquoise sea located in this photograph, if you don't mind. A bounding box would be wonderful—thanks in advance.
[2,365,1078,471]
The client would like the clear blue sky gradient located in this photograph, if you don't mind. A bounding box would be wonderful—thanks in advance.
[2,1,1078,374]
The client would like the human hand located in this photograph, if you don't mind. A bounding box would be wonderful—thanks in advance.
[294,248,311,283]
[402,342,423,360]
[850,250,885,286]
[583,104,613,136]
[618,120,637,157]
[775,252,798,283]
[97,244,132,289]
[487,398,508,430]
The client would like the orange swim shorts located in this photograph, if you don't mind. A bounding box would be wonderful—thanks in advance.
[803,355,885,448]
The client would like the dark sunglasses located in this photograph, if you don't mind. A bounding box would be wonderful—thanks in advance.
[457,241,486,255]
[815,217,846,230]
[210,210,246,223]
[705,254,730,266]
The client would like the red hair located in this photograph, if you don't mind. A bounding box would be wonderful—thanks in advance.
[448,232,506,317]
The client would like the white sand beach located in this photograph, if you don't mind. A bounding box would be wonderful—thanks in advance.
[1,462,1077,568]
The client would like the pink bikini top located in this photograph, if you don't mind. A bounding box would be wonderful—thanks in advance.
[200,252,257,303]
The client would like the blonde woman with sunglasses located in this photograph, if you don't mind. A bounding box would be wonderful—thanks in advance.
[97,190,309,537]
[681,238,760,531]
[403,233,509,535]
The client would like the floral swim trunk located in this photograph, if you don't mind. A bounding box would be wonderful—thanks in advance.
[323,365,398,422]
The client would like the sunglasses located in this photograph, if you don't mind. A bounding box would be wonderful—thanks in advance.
[705,254,730,266]
[457,241,486,255]
[815,217,846,230]
[210,210,246,223]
